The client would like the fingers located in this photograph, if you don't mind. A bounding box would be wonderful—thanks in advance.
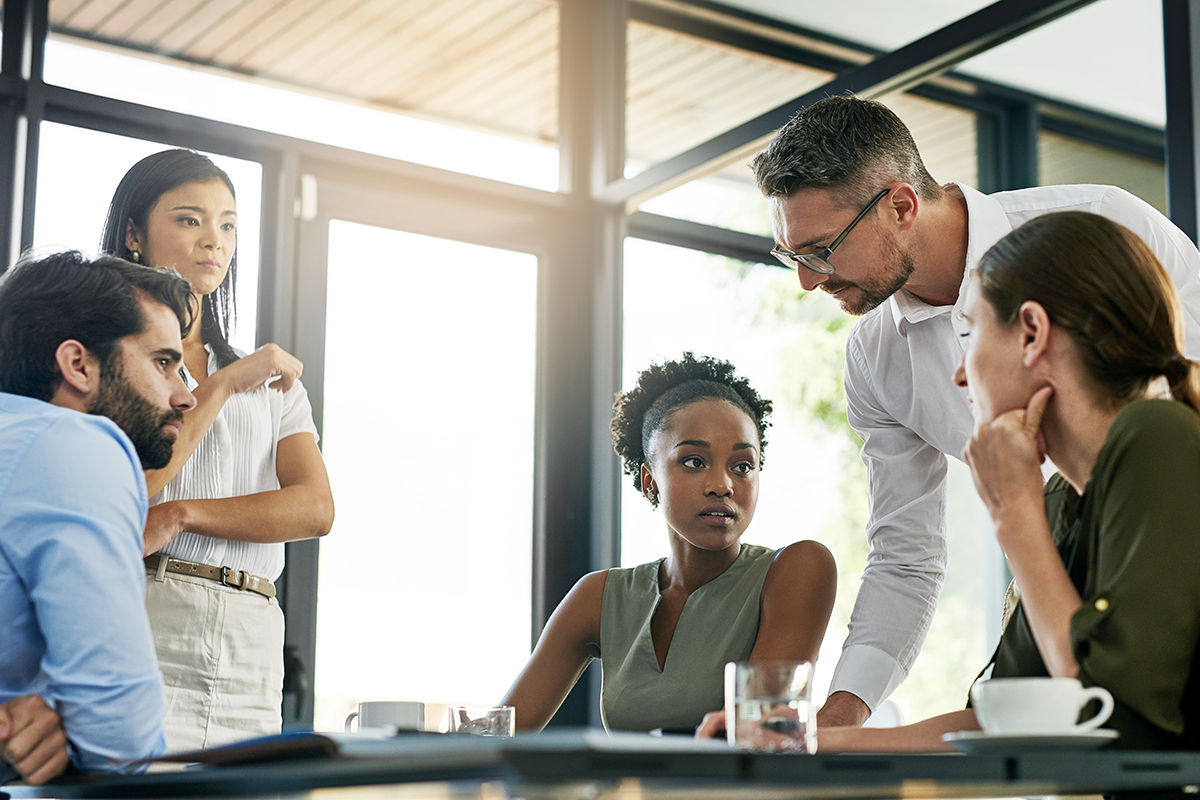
[0,696,69,785]
[10,731,70,785]
[694,710,726,739]
[1024,385,1054,432]
[270,372,296,393]
[253,344,302,393]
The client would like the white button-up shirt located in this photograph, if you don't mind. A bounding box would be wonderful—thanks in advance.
[832,183,1200,710]
[152,345,320,581]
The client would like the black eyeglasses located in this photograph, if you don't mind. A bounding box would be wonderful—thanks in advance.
[771,188,890,275]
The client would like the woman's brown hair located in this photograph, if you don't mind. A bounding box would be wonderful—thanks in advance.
[977,211,1200,414]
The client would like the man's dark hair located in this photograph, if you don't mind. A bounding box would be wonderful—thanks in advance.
[752,95,944,209]
[100,148,241,369]
[0,250,194,401]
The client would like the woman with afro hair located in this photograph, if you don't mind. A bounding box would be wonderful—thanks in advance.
[502,353,836,733]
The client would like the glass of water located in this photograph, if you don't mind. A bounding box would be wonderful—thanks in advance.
[445,705,516,736]
[724,660,815,753]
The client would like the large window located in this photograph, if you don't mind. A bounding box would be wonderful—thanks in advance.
[44,35,558,192]
[313,223,537,731]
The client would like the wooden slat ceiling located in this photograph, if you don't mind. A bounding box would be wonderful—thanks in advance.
[46,0,846,172]
[45,0,982,187]
[48,0,561,146]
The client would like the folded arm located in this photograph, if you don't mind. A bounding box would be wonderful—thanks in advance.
[143,431,334,554]
[9,420,167,773]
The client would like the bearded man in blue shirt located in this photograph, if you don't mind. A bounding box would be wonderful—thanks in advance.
[0,251,196,783]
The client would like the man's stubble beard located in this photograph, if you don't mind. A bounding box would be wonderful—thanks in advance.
[828,240,917,316]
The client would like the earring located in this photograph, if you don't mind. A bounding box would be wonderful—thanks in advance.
[130,250,141,264]
[648,488,659,504]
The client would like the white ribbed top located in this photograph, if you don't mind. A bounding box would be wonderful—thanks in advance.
[151,345,319,580]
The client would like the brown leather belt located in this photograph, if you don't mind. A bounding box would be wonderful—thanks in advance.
[144,554,276,599]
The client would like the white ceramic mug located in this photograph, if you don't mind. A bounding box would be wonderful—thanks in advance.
[344,700,425,732]
[971,677,1113,735]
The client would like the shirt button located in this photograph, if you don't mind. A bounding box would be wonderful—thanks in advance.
[1094,598,1110,612]
[955,311,964,320]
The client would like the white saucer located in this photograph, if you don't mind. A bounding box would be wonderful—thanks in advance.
[942,729,1119,754]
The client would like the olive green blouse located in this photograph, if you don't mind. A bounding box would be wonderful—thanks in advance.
[599,543,778,733]
[989,400,1200,751]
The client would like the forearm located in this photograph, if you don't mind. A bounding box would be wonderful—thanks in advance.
[819,709,978,753]
[155,486,334,544]
[501,656,593,732]
[996,512,1081,677]
[817,692,871,729]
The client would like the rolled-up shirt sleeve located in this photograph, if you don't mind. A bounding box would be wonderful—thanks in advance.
[831,334,948,711]
[1068,402,1200,739]
[1,416,167,773]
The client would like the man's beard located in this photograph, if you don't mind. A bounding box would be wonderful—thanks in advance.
[88,363,182,470]
[823,242,916,316]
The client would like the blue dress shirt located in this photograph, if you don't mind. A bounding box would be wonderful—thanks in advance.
[0,392,166,778]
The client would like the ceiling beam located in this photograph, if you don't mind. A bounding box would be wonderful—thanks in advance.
[600,0,1100,207]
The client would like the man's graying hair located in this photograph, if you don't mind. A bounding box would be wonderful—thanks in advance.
[752,95,943,209]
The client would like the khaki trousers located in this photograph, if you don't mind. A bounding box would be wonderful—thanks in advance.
[145,569,284,753]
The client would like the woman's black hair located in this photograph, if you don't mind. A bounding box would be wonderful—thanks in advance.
[100,149,240,369]
[611,352,772,506]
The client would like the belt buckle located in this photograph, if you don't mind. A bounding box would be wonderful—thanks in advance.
[220,565,243,590]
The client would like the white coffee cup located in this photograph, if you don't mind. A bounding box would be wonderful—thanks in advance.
[971,677,1113,735]
[344,700,425,733]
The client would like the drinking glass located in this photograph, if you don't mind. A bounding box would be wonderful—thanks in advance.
[445,705,515,736]
[724,660,815,753]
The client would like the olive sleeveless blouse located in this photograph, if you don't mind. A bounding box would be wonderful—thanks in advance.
[599,543,778,732]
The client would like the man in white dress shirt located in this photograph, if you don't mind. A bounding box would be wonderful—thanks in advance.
[754,95,1200,728]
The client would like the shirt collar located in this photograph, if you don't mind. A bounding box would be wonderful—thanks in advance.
[886,182,1015,339]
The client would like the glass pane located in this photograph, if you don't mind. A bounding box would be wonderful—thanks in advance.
[31,122,262,354]
[713,0,995,52]
[621,238,995,723]
[716,0,1163,128]
[314,223,537,732]
[1039,131,1166,215]
[44,1,559,192]
[626,20,832,178]
[960,0,1163,127]
[638,161,774,238]
[638,93,978,237]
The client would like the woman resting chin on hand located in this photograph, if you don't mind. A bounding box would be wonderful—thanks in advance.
[816,212,1200,758]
